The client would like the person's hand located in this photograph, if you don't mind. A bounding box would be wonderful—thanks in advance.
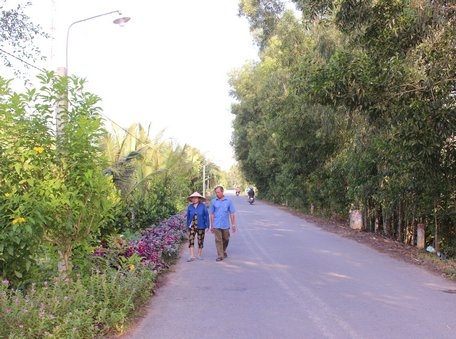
[232,225,236,233]
[210,227,214,233]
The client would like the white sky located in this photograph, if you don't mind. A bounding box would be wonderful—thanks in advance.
[8,0,259,170]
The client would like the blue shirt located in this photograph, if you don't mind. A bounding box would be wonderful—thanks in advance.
[209,197,235,229]
[186,203,209,229]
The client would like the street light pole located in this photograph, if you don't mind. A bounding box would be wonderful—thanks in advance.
[56,10,130,139]
[203,164,206,197]
[64,10,130,75]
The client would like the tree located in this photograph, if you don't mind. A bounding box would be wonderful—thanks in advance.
[238,0,285,51]
[0,0,49,75]
[0,72,119,283]
[102,123,219,232]
[232,0,456,253]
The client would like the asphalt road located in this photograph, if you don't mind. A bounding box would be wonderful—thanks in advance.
[126,192,456,339]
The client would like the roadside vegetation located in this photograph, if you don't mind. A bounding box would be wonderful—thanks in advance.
[1,1,455,337]
[231,0,456,256]
[0,71,227,337]
[0,3,245,336]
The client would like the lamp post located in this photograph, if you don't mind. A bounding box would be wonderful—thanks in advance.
[202,164,211,198]
[56,10,130,138]
[64,10,130,75]
[203,164,206,197]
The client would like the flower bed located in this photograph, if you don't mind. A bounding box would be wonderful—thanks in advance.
[126,213,186,271]
[0,213,187,338]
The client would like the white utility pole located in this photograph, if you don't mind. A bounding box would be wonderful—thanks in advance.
[202,165,206,197]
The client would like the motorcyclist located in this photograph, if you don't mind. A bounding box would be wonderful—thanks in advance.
[247,187,255,199]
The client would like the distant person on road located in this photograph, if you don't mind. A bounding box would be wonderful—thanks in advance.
[209,185,236,262]
[186,192,210,262]
[248,187,255,199]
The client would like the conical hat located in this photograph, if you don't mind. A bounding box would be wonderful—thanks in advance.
[188,191,205,200]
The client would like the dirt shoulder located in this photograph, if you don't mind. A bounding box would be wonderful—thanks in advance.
[274,204,456,282]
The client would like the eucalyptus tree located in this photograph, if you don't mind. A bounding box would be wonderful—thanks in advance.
[230,61,277,195]
[231,8,346,209]
[270,13,350,210]
[294,0,456,245]
[335,0,455,243]
[293,0,333,19]
[238,0,285,51]
[232,9,307,199]
[233,0,456,252]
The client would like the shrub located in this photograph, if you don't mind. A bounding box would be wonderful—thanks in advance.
[0,266,156,338]
[92,213,186,273]
[0,213,186,337]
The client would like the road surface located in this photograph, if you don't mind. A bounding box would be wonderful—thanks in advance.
[127,192,456,339]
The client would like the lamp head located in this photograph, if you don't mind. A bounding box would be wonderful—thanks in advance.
[113,16,130,26]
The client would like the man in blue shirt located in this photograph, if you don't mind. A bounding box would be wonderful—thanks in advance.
[209,185,236,261]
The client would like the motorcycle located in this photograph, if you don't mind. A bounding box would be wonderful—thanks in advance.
[248,196,255,204]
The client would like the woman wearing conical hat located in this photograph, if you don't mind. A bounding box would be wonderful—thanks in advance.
[186,192,210,261]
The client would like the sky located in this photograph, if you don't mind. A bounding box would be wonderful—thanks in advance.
[8,0,259,170]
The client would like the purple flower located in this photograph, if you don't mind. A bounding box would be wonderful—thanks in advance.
[92,213,185,274]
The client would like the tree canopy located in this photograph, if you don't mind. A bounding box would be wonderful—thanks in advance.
[0,0,49,75]
[232,0,456,252]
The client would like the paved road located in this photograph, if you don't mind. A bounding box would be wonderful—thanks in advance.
[126,193,456,339]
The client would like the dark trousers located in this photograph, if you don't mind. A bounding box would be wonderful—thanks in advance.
[214,228,230,258]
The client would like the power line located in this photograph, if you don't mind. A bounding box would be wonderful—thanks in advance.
[0,47,169,150]
[0,48,45,72]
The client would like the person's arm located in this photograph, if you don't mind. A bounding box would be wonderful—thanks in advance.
[203,206,210,230]
[209,201,214,230]
[229,200,236,232]
[209,213,214,232]
[230,213,236,233]
[186,206,190,228]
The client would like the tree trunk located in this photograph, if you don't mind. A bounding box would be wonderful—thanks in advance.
[375,208,380,233]
[397,200,402,242]
[434,201,439,252]
[57,248,73,277]
[363,206,368,232]
[382,207,387,235]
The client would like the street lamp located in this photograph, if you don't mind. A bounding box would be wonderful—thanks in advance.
[64,10,130,75]
[56,10,130,139]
